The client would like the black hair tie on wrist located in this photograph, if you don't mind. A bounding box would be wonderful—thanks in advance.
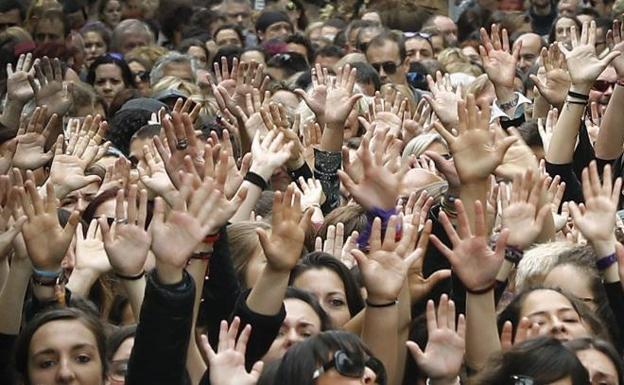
[567,90,589,101]
[366,299,398,308]
[115,271,145,280]
[244,171,268,190]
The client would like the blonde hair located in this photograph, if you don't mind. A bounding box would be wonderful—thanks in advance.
[464,73,492,98]
[125,45,169,70]
[151,76,200,98]
[227,221,271,288]
[402,133,447,160]
[514,241,576,292]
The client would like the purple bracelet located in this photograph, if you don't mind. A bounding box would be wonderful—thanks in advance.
[357,207,400,251]
[596,253,617,271]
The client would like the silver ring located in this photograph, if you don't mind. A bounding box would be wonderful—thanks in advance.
[115,218,128,225]
[176,138,189,150]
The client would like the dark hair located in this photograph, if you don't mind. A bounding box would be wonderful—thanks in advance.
[312,44,344,62]
[34,9,70,39]
[0,0,25,19]
[211,45,243,71]
[14,307,108,385]
[366,30,406,62]
[80,21,112,49]
[87,53,136,89]
[290,252,365,318]
[107,324,137,361]
[107,88,142,117]
[548,15,582,44]
[157,0,193,41]
[575,7,601,19]
[456,4,492,43]
[350,61,381,92]
[471,337,589,385]
[107,107,152,154]
[267,51,309,78]
[285,287,332,332]
[213,23,245,46]
[82,187,121,225]
[516,120,543,148]
[108,294,132,325]
[285,33,314,62]
[275,330,385,385]
[565,338,624,384]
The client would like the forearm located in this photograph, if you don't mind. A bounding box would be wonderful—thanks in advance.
[465,290,500,370]
[121,278,146,322]
[246,266,289,316]
[396,282,411,385]
[66,269,100,297]
[230,181,262,223]
[362,304,399,385]
[595,84,624,159]
[459,181,488,233]
[0,262,31,334]
[0,260,8,295]
[320,123,344,152]
[186,256,210,385]
[591,237,620,284]
[546,88,587,164]
[532,93,551,120]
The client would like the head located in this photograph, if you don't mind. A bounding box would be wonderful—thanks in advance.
[548,16,581,49]
[513,32,544,73]
[0,0,25,32]
[565,338,623,385]
[365,31,408,86]
[290,252,365,328]
[227,221,271,288]
[156,0,193,48]
[423,15,458,46]
[33,9,67,45]
[14,307,108,385]
[110,19,154,55]
[263,287,332,363]
[266,51,308,81]
[222,0,252,30]
[274,330,384,385]
[150,52,195,86]
[128,123,160,167]
[471,337,589,385]
[349,61,381,96]
[255,11,293,43]
[87,54,135,106]
[557,0,579,16]
[106,325,136,385]
[80,22,111,68]
[99,0,121,29]
[404,33,434,64]
[214,23,244,48]
[179,39,209,70]
[241,46,266,65]
[589,66,616,106]
[285,33,313,63]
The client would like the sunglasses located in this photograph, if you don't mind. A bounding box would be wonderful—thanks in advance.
[593,80,615,92]
[371,61,400,75]
[133,70,150,82]
[312,350,386,384]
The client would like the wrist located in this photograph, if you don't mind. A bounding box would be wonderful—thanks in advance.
[155,263,184,285]
[591,238,616,259]
[569,84,592,95]
[286,156,305,171]
[366,293,399,304]
[249,164,273,182]
[494,85,515,104]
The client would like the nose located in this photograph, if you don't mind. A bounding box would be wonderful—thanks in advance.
[362,367,377,384]
[237,15,244,23]
[284,329,304,349]
[414,52,422,61]
[103,81,113,92]
[56,358,76,383]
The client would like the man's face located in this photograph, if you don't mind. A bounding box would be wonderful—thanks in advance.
[215,28,242,47]
[0,8,22,32]
[224,2,251,29]
[260,21,292,42]
[405,37,433,63]
[34,17,65,45]
[557,0,579,16]
[433,16,458,45]
[589,66,616,106]
[514,33,542,73]
[163,62,194,82]
[120,33,149,54]
[366,40,406,86]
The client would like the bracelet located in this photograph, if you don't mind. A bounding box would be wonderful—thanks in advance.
[203,232,220,244]
[115,271,145,280]
[190,251,212,260]
[465,281,496,295]
[32,271,67,286]
[505,246,524,265]
[596,253,617,271]
[566,98,587,106]
[567,90,589,101]
[366,299,398,308]
[244,171,268,190]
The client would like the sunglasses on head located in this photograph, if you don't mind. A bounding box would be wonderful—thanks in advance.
[371,61,399,75]
[593,79,615,92]
[404,31,432,41]
[312,350,386,384]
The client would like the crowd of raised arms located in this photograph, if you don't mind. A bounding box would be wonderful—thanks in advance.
[2,0,624,384]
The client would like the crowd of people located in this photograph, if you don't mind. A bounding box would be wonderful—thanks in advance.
[0,0,624,384]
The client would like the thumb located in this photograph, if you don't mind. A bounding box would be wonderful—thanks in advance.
[294,88,313,106]
[406,341,426,364]
[256,228,272,255]
[528,74,546,92]
[6,216,27,238]
[496,135,518,160]
[62,210,81,242]
[424,269,452,290]
[600,50,621,66]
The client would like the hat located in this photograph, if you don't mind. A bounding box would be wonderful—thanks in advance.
[153,88,188,103]
[255,11,291,33]
[119,98,168,113]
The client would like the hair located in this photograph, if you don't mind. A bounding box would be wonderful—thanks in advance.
[68,80,98,116]
[290,252,365,318]
[548,15,582,44]
[285,287,332,332]
[110,19,154,52]
[565,338,624,384]
[267,51,309,79]
[402,133,447,160]
[274,330,385,385]
[471,337,589,385]
[515,120,543,149]
[0,0,26,20]
[349,61,381,92]
[106,325,137,361]
[80,21,112,49]
[211,45,243,71]
[107,107,153,154]
[130,123,161,143]
[33,8,69,39]
[227,221,271,288]
[213,23,245,46]
[313,44,344,62]
[285,33,314,62]
[366,30,406,62]
[14,307,108,385]
[456,4,492,43]
[313,205,367,251]
[156,0,193,41]
[124,44,169,71]
[86,53,136,88]
[151,76,200,99]
[99,0,120,22]
[82,187,121,225]
[149,52,196,86]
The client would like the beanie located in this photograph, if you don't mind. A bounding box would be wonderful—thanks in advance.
[255,11,291,33]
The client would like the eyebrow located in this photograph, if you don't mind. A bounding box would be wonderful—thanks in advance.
[32,344,96,357]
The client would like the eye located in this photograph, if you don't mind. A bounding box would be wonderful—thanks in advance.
[39,359,56,369]
[329,298,345,307]
[76,354,91,363]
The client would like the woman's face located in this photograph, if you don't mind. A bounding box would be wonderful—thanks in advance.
[28,319,103,385]
[83,32,107,68]
[316,361,378,385]
[94,64,126,106]
[544,264,596,310]
[262,298,322,362]
[576,348,619,385]
[555,18,577,48]
[108,337,135,385]
[128,61,150,96]
[519,289,590,341]
[102,0,122,28]
[293,268,352,328]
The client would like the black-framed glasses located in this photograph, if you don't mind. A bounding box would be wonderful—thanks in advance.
[593,79,615,92]
[133,70,150,82]
[312,350,386,384]
[511,375,534,385]
[371,61,400,75]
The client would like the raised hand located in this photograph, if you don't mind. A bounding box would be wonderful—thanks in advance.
[249,129,293,182]
[338,137,405,210]
[315,223,344,257]
[29,57,72,117]
[559,21,621,93]
[99,186,151,277]
[351,216,425,303]
[406,295,465,384]
[138,144,177,204]
[199,318,264,385]
[529,45,571,107]
[402,190,435,231]
[6,53,35,104]
[606,19,624,78]
[295,63,328,124]
[323,64,362,126]
[256,185,311,273]
[12,106,56,170]
[494,126,539,180]
[569,161,621,256]
[500,318,540,351]
[208,130,251,198]
[537,107,558,153]
[431,199,508,292]
[502,170,551,249]
[432,95,516,184]
[0,177,27,259]
[233,60,269,103]
[73,220,112,277]
[172,97,202,123]
[479,24,520,89]
[423,72,461,128]
[18,180,79,271]
[296,177,323,210]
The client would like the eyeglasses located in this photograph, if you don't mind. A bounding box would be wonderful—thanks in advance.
[593,80,615,92]
[371,61,400,75]
[510,375,534,385]
[133,70,150,82]
[312,350,386,384]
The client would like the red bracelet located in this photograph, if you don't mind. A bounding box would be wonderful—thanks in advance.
[203,233,220,244]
